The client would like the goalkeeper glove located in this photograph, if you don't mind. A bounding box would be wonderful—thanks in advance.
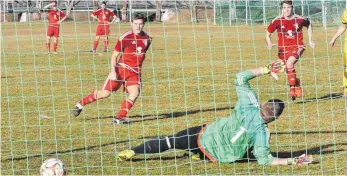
[287,154,313,165]
[262,60,285,81]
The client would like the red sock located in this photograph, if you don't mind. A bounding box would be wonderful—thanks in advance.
[116,99,134,119]
[286,66,297,86]
[46,42,50,52]
[79,90,97,106]
[93,41,99,50]
[53,42,58,52]
[104,40,109,51]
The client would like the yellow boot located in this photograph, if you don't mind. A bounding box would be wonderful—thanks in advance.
[117,150,135,161]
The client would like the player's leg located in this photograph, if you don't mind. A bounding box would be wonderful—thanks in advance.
[53,37,58,54]
[113,84,139,123]
[103,35,109,52]
[285,47,304,100]
[117,126,205,160]
[286,56,298,100]
[72,76,122,117]
[92,35,100,52]
[103,26,110,52]
[46,36,51,53]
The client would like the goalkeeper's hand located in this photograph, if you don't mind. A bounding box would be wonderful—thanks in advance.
[108,72,118,81]
[262,60,285,81]
[287,154,313,165]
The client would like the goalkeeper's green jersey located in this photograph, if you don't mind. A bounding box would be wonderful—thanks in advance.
[198,70,274,165]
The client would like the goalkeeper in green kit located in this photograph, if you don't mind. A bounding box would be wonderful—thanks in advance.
[117,60,313,166]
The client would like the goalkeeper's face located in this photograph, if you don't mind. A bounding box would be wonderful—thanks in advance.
[132,19,145,35]
[282,3,293,18]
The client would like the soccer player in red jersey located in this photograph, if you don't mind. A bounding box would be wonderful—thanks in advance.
[266,1,315,100]
[44,1,66,54]
[90,1,117,52]
[73,14,152,124]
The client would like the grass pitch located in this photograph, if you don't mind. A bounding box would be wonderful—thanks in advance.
[1,21,347,175]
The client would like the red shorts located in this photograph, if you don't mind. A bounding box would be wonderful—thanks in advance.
[46,26,60,37]
[102,66,141,92]
[96,25,110,36]
[278,46,305,61]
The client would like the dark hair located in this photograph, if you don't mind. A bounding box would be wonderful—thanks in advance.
[101,1,106,5]
[261,99,285,124]
[280,0,293,8]
[133,13,146,23]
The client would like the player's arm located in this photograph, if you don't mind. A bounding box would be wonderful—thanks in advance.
[265,19,278,49]
[234,61,284,107]
[58,11,67,23]
[265,31,275,49]
[253,130,313,166]
[43,3,53,10]
[90,14,99,22]
[110,14,117,24]
[90,11,100,22]
[329,24,347,48]
[108,51,121,80]
[306,19,315,48]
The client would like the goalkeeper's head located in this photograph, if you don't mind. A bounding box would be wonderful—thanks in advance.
[261,99,285,124]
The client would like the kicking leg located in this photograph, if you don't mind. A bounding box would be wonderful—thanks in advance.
[73,78,122,117]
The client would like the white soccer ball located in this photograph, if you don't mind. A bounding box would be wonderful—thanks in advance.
[40,158,66,176]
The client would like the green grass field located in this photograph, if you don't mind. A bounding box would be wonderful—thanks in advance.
[1,21,347,175]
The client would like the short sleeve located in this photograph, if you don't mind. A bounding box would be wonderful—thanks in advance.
[93,9,100,16]
[252,126,273,166]
[60,11,65,18]
[114,39,125,52]
[267,19,278,33]
[303,18,310,27]
[110,10,116,17]
[342,10,347,24]
[234,71,260,109]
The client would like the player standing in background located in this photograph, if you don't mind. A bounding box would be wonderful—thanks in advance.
[266,0,315,100]
[73,14,152,124]
[44,1,66,54]
[329,10,347,98]
[117,63,313,166]
[90,1,117,52]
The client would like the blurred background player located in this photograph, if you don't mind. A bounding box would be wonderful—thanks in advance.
[329,10,347,98]
[90,1,117,52]
[117,63,313,166]
[73,14,152,124]
[44,1,66,54]
[266,0,315,100]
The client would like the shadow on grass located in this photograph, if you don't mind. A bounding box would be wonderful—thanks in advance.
[87,106,234,122]
[4,136,158,162]
[275,130,347,135]
[295,93,344,104]
[124,142,347,163]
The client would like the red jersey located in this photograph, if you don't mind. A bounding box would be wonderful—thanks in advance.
[92,9,115,25]
[267,15,310,48]
[114,31,152,73]
[48,10,65,28]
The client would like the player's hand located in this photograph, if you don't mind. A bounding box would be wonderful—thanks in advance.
[264,60,285,81]
[108,72,117,81]
[329,39,336,48]
[107,22,112,25]
[267,43,276,50]
[290,154,313,165]
[309,41,315,48]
